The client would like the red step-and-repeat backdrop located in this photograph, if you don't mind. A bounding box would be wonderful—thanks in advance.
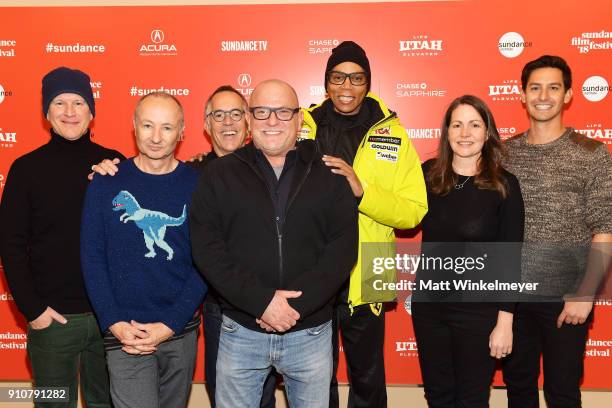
[1,0,611,387]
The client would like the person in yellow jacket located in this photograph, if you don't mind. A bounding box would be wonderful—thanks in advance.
[299,41,427,408]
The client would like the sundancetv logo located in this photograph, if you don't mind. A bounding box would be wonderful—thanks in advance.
[236,73,254,98]
[0,127,17,148]
[139,29,177,56]
[221,40,268,52]
[582,76,609,102]
[488,80,521,101]
[570,30,612,54]
[307,39,339,54]
[577,123,612,145]
[498,32,532,58]
[406,128,441,139]
[399,35,443,57]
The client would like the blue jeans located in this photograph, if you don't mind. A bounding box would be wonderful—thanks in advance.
[204,302,277,408]
[216,315,332,408]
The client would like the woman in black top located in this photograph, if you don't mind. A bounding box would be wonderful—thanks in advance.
[412,95,524,407]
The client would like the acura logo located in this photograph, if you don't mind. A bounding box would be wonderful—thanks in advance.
[151,29,165,44]
[238,73,252,88]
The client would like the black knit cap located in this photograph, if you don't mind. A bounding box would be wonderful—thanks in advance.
[325,41,371,92]
[42,66,95,117]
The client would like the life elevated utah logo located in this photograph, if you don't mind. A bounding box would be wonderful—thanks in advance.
[399,35,443,57]
[0,127,17,148]
[139,29,177,56]
[488,79,521,101]
[577,123,612,145]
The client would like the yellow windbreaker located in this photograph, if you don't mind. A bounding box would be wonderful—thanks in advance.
[300,93,428,311]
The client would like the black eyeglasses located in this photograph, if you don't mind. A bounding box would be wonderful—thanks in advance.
[207,109,245,122]
[249,106,300,121]
[327,71,368,86]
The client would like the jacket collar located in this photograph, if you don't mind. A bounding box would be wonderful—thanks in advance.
[234,139,318,167]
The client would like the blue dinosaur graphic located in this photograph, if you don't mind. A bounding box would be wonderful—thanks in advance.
[112,190,186,261]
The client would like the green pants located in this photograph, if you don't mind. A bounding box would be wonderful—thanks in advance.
[27,312,111,408]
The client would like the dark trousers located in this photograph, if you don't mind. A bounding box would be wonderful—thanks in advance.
[330,303,387,408]
[203,301,277,408]
[411,302,498,408]
[27,313,111,408]
[502,302,590,408]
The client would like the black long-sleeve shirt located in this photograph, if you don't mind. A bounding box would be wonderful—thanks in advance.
[0,130,124,321]
[420,159,524,311]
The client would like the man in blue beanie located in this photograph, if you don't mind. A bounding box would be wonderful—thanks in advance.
[0,66,123,407]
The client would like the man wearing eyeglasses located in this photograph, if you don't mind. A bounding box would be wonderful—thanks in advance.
[299,41,428,408]
[189,79,359,407]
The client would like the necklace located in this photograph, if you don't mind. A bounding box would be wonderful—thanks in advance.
[454,176,471,190]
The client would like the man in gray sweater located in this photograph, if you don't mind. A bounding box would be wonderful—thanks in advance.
[502,55,612,407]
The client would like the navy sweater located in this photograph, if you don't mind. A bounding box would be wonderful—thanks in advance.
[81,159,206,334]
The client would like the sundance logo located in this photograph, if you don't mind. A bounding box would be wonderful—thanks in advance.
[582,76,609,102]
[309,85,326,97]
[0,83,13,104]
[0,128,17,148]
[498,32,532,58]
[488,80,521,101]
[399,35,443,56]
[0,173,4,189]
[221,40,268,52]
[139,29,177,56]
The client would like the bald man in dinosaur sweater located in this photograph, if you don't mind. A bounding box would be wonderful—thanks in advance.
[80,91,206,408]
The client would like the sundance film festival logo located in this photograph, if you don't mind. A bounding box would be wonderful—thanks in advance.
[0,127,17,148]
[396,82,446,98]
[0,39,16,57]
[498,32,532,58]
[577,123,612,145]
[571,30,612,54]
[582,76,609,102]
[236,73,254,97]
[488,79,521,101]
[396,338,418,357]
[307,39,339,54]
[399,35,443,56]
[139,29,177,56]
[585,338,612,357]
[0,84,13,104]
[0,291,14,301]
[406,128,441,139]
[221,40,268,52]
[0,173,5,189]
[90,81,103,99]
